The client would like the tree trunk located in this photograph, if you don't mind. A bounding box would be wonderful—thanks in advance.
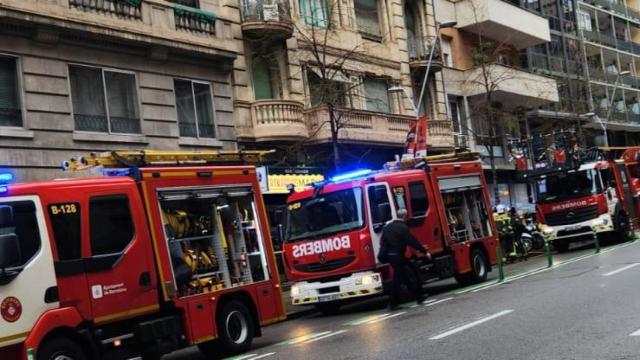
[329,105,341,172]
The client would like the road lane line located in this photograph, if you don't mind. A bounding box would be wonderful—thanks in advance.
[629,328,640,336]
[226,354,258,360]
[429,310,514,340]
[301,330,348,344]
[246,353,276,360]
[347,313,391,326]
[282,331,332,345]
[366,312,406,324]
[424,297,453,307]
[603,263,640,277]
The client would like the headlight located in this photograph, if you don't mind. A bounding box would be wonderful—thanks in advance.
[541,225,554,235]
[356,274,379,286]
[592,217,608,227]
[291,285,300,297]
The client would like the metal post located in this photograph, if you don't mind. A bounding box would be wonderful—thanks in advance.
[593,230,600,254]
[496,244,504,282]
[544,240,553,268]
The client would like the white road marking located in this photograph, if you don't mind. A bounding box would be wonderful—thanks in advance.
[229,354,258,360]
[424,297,453,307]
[350,313,392,326]
[629,328,640,336]
[301,330,348,344]
[429,310,514,340]
[286,331,332,345]
[603,263,640,277]
[366,312,406,324]
[246,353,276,360]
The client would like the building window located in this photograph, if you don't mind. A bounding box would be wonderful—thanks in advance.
[69,66,141,134]
[355,0,381,39]
[363,78,390,113]
[90,195,134,256]
[174,79,216,139]
[299,0,329,28]
[307,70,350,107]
[441,37,453,67]
[577,10,592,32]
[0,57,22,127]
[170,0,200,7]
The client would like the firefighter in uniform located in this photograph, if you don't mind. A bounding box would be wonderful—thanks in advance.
[379,209,429,309]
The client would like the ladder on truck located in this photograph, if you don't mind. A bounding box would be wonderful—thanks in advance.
[386,151,481,171]
[62,149,274,172]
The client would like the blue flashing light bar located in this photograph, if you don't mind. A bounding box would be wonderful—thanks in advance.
[0,185,8,195]
[0,172,14,183]
[329,169,373,183]
[102,168,135,177]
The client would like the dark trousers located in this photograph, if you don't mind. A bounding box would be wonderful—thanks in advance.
[388,255,423,306]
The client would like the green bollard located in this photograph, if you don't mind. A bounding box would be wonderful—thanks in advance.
[544,240,553,268]
[496,244,504,282]
[593,230,600,254]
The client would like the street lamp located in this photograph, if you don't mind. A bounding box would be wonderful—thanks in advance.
[582,70,631,147]
[388,20,457,157]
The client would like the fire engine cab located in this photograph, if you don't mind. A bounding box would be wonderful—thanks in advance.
[283,153,499,313]
[0,150,285,360]
[523,147,640,252]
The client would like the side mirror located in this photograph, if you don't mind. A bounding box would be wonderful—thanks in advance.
[0,205,13,228]
[373,223,385,233]
[0,233,21,269]
[528,196,534,204]
[607,189,613,201]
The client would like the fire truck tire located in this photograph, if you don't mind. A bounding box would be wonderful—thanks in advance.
[37,338,86,360]
[206,301,254,356]
[315,302,342,315]
[455,248,488,285]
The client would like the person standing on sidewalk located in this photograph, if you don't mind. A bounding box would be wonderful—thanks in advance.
[378,209,429,309]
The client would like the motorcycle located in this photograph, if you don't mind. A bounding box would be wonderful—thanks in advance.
[520,217,545,252]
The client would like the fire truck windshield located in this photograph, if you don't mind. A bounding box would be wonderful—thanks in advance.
[537,168,603,203]
[285,188,364,242]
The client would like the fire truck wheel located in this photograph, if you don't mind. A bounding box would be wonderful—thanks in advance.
[212,301,254,355]
[37,338,86,360]
[455,248,488,285]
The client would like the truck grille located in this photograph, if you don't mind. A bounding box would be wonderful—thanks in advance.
[294,256,355,273]
[545,205,599,226]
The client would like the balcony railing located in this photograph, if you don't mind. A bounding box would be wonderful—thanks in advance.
[305,107,417,145]
[408,37,441,62]
[250,100,307,140]
[240,0,291,22]
[174,4,216,34]
[69,0,142,20]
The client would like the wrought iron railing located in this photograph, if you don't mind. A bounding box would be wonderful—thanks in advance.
[240,0,291,22]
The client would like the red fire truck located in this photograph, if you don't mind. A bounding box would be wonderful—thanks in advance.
[282,153,499,313]
[523,147,640,252]
[0,150,285,360]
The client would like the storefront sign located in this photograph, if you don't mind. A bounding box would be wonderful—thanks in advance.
[261,167,325,194]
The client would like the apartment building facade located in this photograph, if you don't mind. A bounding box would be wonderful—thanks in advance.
[521,0,640,148]
[434,0,560,206]
[233,0,453,171]
[0,0,240,181]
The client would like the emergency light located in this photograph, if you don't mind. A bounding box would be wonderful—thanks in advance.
[329,169,373,183]
[0,172,14,195]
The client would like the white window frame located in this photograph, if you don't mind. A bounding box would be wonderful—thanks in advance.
[172,77,218,139]
[0,53,26,129]
[67,63,142,135]
[441,37,453,67]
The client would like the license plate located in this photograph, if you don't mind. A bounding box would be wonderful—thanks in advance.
[565,225,581,231]
[318,294,340,302]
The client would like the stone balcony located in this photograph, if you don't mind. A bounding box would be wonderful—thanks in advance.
[250,100,308,141]
[304,107,453,148]
[443,64,559,108]
[0,0,237,60]
[455,0,550,49]
[240,0,293,41]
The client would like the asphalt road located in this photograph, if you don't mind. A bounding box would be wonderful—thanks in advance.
[167,240,640,360]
